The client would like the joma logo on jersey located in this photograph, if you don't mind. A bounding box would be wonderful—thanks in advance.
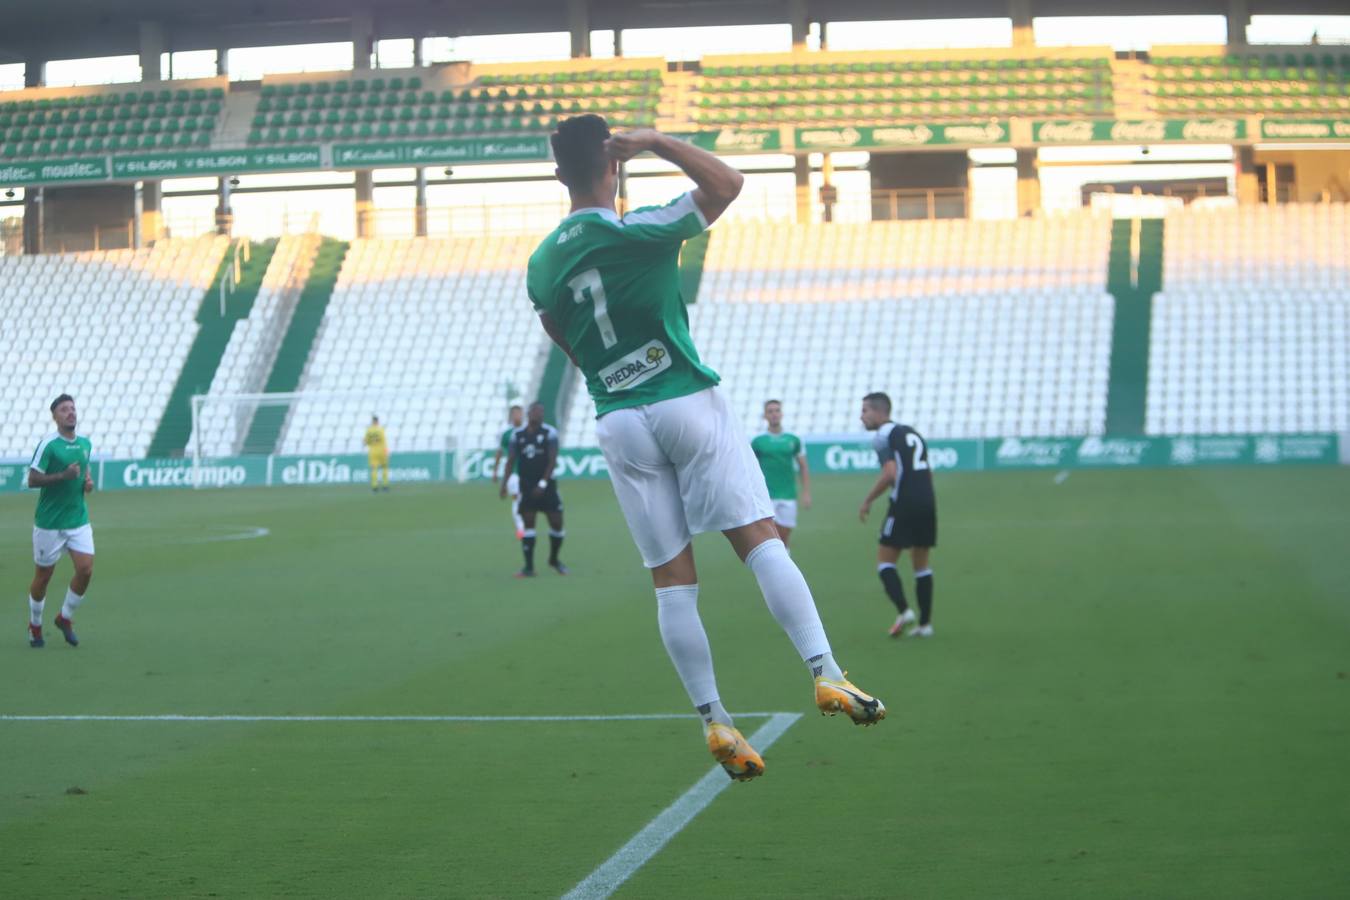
[557,224,584,245]
[599,340,672,392]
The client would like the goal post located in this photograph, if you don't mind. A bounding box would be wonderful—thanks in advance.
[189,390,464,488]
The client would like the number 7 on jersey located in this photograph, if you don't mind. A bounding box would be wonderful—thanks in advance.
[567,268,618,349]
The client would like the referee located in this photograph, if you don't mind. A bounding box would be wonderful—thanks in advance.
[858,392,936,638]
[499,402,569,577]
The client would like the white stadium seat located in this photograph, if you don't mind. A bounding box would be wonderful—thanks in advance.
[0,237,229,460]
[564,215,1115,443]
[275,234,548,455]
[1147,204,1350,435]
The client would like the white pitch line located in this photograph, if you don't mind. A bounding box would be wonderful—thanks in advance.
[0,712,787,723]
[184,525,271,544]
[562,712,803,900]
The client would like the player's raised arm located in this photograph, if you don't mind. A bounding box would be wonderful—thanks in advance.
[605,130,744,226]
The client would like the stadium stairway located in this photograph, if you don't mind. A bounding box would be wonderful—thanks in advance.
[241,238,349,454]
[148,240,278,457]
[1104,218,1164,435]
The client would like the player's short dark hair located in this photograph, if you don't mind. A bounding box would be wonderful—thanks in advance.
[508,404,523,412]
[764,399,782,409]
[50,393,74,412]
[862,392,892,413]
[552,114,611,189]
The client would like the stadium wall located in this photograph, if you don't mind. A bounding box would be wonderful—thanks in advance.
[0,434,1339,495]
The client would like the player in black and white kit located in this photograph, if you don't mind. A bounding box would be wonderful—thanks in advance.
[500,402,568,577]
[858,392,937,638]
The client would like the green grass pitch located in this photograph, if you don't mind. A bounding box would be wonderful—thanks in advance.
[2,467,1348,899]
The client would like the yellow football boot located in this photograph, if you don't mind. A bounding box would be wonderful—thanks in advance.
[815,674,886,726]
[706,722,765,782]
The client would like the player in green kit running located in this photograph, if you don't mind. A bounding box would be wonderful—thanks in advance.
[750,399,811,549]
[25,394,95,648]
[527,116,884,781]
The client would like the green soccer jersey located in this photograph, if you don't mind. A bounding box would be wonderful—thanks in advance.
[30,432,92,530]
[500,427,516,453]
[527,193,719,417]
[751,431,803,500]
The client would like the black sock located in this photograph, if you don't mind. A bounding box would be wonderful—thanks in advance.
[548,530,564,565]
[521,533,536,571]
[915,569,934,626]
[878,565,908,614]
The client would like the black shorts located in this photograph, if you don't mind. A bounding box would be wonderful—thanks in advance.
[518,482,563,515]
[879,501,937,549]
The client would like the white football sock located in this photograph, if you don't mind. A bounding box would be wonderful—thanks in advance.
[744,538,844,681]
[61,588,84,620]
[29,596,44,627]
[655,584,732,727]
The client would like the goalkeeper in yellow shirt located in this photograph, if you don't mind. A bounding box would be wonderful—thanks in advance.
[364,415,390,492]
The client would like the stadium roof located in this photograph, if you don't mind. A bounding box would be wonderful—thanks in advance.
[2,0,1346,65]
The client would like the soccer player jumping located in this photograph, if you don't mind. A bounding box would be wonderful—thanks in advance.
[527,116,884,781]
[25,394,95,648]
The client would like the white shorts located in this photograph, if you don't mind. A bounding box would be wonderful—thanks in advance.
[596,387,774,568]
[772,500,799,529]
[33,524,95,567]
[506,473,520,497]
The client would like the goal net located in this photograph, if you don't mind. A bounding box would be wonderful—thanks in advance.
[188,390,467,486]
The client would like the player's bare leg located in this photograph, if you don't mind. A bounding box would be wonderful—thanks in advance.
[877,545,915,637]
[909,546,934,637]
[27,563,55,648]
[53,550,91,646]
[544,510,568,574]
[773,522,793,548]
[649,545,763,779]
[725,519,885,726]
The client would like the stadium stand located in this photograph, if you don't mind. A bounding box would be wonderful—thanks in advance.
[694,49,1114,126]
[0,237,229,459]
[0,79,224,158]
[190,234,321,458]
[563,215,1115,443]
[1146,46,1350,116]
[247,62,661,145]
[275,234,548,455]
[1147,203,1350,435]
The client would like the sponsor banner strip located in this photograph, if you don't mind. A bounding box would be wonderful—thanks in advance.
[674,130,782,153]
[1258,119,1350,141]
[1033,119,1248,144]
[2,137,549,187]
[11,114,1309,185]
[0,435,1336,493]
[795,122,1009,150]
